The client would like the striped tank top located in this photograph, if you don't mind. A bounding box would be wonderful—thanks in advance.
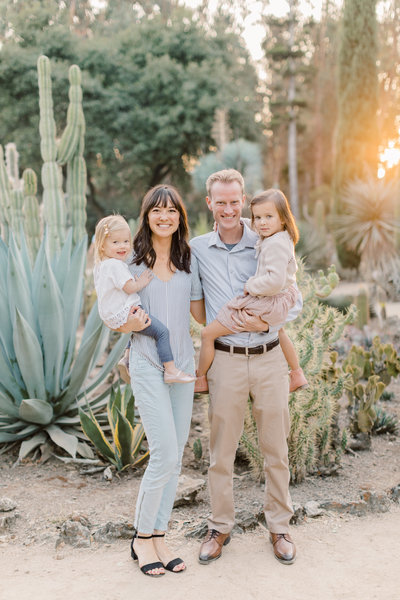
[128,258,195,371]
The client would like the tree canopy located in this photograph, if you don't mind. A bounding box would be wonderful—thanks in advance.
[0,0,262,226]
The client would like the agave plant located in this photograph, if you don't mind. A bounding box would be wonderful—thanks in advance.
[334,175,400,276]
[0,230,129,458]
[79,384,148,471]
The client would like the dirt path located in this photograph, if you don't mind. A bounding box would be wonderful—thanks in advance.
[2,507,399,600]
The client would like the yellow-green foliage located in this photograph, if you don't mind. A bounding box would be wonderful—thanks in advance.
[79,385,148,471]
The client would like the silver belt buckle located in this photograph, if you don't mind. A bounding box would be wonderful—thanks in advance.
[245,346,249,356]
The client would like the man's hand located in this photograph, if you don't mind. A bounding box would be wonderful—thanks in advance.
[115,307,151,333]
[231,312,269,333]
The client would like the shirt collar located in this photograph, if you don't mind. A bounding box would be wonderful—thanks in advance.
[208,220,256,251]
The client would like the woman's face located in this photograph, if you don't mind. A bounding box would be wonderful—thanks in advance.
[147,200,180,239]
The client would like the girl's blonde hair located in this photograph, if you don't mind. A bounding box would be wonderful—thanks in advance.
[250,189,299,245]
[94,215,131,263]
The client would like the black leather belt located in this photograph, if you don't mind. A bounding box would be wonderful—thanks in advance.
[214,338,280,355]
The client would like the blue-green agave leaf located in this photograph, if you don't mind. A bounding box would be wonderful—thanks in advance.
[0,390,19,417]
[45,424,78,457]
[19,431,47,459]
[78,333,129,399]
[0,341,24,402]
[61,235,87,379]
[0,424,39,442]
[34,247,64,396]
[52,228,72,289]
[8,240,37,334]
[19,398,53,425]
[58,320,104,412]
[13,309,46,400]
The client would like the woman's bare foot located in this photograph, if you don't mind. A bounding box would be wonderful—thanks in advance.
[132,535,165,576]
[153,530,186,572]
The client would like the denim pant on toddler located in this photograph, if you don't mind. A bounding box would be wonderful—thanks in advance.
[132,309,173,364]
[129,350,194,533]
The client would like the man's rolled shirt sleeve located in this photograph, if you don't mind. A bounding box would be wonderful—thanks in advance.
[190,253,204,301]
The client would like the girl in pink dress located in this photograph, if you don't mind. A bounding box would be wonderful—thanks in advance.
[196,188,308,393]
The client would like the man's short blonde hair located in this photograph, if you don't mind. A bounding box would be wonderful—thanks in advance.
[206,169,245,198]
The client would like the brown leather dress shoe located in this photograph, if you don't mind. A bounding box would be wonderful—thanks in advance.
[198,529,231,564]
[270,533,296,565]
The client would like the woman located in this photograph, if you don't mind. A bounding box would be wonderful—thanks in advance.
[118,184,202,577]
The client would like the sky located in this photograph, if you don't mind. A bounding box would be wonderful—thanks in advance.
[184,1,343,61]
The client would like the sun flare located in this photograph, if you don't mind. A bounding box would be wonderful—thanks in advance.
[378,138,400,178]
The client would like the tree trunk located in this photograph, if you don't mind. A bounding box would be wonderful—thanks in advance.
[287,1,299,218]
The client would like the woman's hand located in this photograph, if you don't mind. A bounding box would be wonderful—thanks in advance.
[115,307,151,333]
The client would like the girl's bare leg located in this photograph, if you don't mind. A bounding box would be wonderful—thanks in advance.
[197,320,233,376]
[279,328,299,370]
[279,328,309,392]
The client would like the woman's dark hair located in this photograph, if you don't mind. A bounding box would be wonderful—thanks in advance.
[132,184,191,273]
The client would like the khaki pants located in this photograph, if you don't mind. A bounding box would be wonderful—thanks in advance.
[206,344,293,534]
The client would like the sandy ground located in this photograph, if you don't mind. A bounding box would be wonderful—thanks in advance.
[1,507,399,600]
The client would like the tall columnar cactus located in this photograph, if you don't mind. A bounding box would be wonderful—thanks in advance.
[5,143,20,187]
[356,288,369,329]
[22,169,41,259]
[37,55,66,255]
[65,65,87,243]
[5,144,24,240]
[0,145,12,239]
[60,64,86,243]
[37,55,87,256]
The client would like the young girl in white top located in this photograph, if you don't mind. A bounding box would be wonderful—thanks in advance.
[196,188,308,393]
[93,215,195,384]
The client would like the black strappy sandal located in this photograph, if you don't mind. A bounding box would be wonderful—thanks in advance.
[130,532,165,577]
[152,532,186,573]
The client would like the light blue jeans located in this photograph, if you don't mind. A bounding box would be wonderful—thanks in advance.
[129,350,195,534]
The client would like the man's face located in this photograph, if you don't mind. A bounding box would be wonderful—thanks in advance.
[206,181,245,234]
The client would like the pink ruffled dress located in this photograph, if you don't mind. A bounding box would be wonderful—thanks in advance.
[216,230,298,332]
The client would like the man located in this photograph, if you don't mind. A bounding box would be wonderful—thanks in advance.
[190,169,301,565]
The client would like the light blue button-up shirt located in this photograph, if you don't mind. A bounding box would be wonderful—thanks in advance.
[190,220,302,348]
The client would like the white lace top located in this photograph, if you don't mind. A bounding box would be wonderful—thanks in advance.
[94,258,141,329]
